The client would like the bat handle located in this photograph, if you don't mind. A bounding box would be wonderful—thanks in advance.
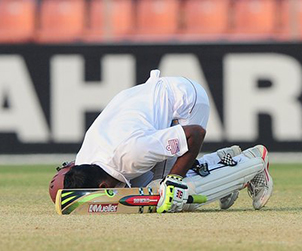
[187,194,207,204]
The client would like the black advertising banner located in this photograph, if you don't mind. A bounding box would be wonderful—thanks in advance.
[0,43,302,154]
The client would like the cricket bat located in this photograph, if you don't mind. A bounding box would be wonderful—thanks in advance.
[55,187,207,215]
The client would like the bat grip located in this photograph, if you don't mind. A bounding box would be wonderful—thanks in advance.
[187,194,207,204]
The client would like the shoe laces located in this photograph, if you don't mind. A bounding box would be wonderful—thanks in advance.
[247,171,267,198]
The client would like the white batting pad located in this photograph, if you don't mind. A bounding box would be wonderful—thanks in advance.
[183,155,264,208]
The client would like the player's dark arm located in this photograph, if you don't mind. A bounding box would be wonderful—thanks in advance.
[169,125,206,177]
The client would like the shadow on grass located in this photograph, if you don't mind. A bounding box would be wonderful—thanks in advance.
[194,207,302,213]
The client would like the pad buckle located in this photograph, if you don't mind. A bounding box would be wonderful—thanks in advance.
[218,153,237,166]
[191,161,210,177]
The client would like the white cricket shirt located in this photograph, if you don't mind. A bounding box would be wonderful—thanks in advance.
[75,70,210,186]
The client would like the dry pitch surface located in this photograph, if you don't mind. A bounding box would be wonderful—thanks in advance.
[0,164,301,251]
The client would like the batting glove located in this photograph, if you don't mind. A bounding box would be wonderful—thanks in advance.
[157,174,189,213]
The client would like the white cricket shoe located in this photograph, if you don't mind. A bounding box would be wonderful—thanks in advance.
[219,190,239,210]
[243,145,273,210]
[218,145,242,209]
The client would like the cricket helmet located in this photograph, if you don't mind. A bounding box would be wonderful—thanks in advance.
[49,161,75,203]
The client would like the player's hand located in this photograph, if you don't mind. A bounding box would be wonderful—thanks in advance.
[157,174,188,213]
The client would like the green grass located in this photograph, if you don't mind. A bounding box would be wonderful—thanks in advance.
[0,164,301,251]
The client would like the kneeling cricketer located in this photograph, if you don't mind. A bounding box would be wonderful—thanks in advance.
[49,70,273,214]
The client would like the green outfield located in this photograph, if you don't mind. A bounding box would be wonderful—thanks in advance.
[0,163,301,251]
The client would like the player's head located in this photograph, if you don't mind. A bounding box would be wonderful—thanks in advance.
[49,162,119,203]
[64,164,111,189]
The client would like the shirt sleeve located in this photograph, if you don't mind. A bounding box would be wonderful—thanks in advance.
[111,124,188,182]
[145,124,188,158]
